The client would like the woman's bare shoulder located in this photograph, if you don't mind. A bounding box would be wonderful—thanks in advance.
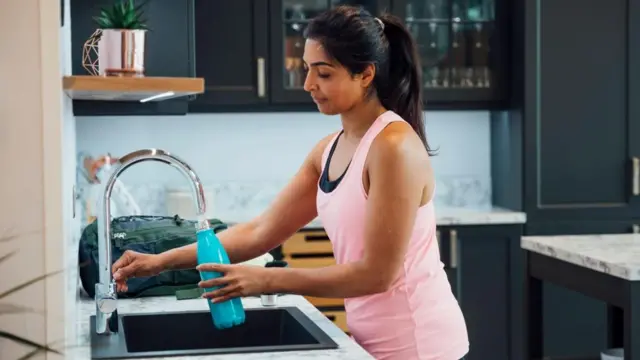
[307,131,341,174]
[367,121,432,186]
[371,121,428,162]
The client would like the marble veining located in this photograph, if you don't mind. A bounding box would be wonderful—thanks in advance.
[63,295,373,360]
[522,234,640,281]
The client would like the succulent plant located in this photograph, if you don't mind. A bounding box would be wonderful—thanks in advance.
[92,0,149,30]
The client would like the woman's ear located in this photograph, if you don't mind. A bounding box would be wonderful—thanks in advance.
[360,63,376,88]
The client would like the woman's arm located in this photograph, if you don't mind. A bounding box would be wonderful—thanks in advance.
[265,124,429,298]
[160,133,336,270]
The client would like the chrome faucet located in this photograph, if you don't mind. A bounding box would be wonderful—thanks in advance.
[94,149,209,335]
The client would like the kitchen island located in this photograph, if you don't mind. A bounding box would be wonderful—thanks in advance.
[63,294,374,360]
[522,234,640,360]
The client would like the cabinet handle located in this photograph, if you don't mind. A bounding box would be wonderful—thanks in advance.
[449,229,458,268]
[257,57,266,98]
[633,157,640,196]
[633,224,640,234]
[436,230,441,249]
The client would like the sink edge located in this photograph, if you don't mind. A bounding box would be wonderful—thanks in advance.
[89,306,339,359]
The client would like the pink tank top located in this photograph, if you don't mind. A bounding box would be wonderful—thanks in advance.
[316,111,469,360]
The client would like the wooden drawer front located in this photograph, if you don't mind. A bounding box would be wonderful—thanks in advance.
[281,230,333,256]
[324,310,348,333]
[283,255,344,307]
[283,256,335,268]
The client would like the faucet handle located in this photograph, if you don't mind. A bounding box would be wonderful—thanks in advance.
[96,282,118,314]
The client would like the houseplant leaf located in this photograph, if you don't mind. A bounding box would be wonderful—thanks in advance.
[0,331,61,355]
[0,230,67,357]
[0,250,17,264]
[93,0,149,30]
[0,269,63,300]
[0,303,42,316]
[16,348,43,360]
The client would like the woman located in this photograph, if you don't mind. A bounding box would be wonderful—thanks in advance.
[111,6,469,360]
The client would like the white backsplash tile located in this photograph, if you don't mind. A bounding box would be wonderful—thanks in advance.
[75,110,493,227]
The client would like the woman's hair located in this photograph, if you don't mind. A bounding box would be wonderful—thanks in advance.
[305,5,436,156]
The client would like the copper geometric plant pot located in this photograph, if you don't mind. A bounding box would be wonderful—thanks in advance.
[83,28,147,77]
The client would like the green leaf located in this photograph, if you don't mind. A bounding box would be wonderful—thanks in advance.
[0,303,42,315]
[16,348,43,360]
[0,250,17,265]
[0,331,61,355]
[93,0,148,29]
[0,269,63,300]
[0,234,18,243]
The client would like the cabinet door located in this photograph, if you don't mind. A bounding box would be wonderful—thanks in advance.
[390,0,509,109]
[188,0,269,110]
[439,225,523,360]
[268,0,333,104]
[523,0,640,222]
[526,220,639,358]
[70,0,195,116]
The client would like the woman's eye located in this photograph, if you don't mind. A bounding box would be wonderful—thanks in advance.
[318,73,330,79]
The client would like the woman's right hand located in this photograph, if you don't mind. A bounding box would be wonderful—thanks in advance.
[112,250,164,292]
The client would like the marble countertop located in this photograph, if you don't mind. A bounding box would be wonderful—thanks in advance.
[522,233,640,281]
[219,205,526,229]
[63,294,373,360]
[434,205,526,226]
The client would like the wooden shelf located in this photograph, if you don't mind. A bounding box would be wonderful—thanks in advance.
[62,75,204,102]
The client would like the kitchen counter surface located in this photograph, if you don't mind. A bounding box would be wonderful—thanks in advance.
[220,205,526,229]
[522,233,640,281]
[64,294,373,360]
[434,205,526,226]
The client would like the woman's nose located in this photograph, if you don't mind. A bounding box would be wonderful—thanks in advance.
[303,72,315,92]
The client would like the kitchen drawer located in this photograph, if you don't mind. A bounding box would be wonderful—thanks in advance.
[283,255,344,308]
[281,230,333,256]
[324,310,348,333]
[283,256,335,268]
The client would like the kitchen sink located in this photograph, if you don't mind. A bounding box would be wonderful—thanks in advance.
[89,306,339,359]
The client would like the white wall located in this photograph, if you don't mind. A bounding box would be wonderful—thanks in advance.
[60,0,79,351]
[76,110,490,185]
[75,110,491,218]
[0,0,70,358]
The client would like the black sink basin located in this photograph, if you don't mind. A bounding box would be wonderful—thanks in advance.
[90,307,339,359]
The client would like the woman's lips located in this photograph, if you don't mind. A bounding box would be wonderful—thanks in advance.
[312,97,327,104]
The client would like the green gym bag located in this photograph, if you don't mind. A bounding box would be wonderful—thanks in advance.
[78,214,228,298]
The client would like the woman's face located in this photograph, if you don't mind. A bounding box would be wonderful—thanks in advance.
[302,39,374,115]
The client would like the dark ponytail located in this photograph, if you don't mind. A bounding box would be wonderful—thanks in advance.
[305,6,436,156]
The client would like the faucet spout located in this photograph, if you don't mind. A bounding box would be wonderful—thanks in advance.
[94,149,209,335]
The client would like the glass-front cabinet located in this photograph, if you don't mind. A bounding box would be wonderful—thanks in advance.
[269,0,329,104]
[392,0,508,107]
[268,0,509,109]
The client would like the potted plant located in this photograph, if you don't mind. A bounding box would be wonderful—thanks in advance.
[90,0,150,77]
[0,232,64,358]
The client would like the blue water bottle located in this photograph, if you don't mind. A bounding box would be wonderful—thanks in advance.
[196,224,246,329]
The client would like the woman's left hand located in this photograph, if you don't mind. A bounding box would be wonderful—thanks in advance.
[196,263,271,303]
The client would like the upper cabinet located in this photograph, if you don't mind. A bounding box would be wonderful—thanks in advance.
[492,0,640,225]
[69,0,197,116]
[188,0,270,111]
[519,0,640,223]
[268,0,335,105]
[189,0,512,113]
[390,0,510,109]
